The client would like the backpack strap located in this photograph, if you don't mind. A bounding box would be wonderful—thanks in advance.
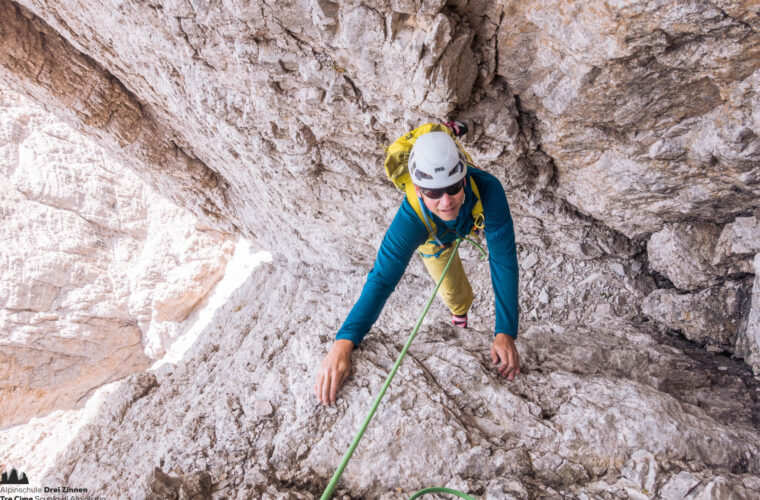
[469,173,485,231]
[406,174,484,245]
[404,182,442,245]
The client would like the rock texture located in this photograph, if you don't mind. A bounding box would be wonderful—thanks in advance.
[1,0,760,496]
[501,1,760,239]
[642,279,752,351]
[644,220,757,362]
[0,381,117,482]
[0,87,234,427]
[43,265,760,498]
[1,0,755,339]
[714,214,760,274]
[738,254,760,376]
[0,0,643,268]
[647,223,724,291]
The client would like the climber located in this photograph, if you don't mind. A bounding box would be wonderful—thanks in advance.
[315,123,520,405]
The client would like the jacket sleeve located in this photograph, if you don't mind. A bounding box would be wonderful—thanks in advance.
[335,200,428,345]
[480,173,520,338]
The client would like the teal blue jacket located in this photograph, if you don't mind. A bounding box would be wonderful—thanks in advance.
[336,167,519,344]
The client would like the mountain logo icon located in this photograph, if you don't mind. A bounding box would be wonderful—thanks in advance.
[0,468,29,484]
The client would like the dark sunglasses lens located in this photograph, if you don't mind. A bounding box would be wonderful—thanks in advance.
[422,180,463,199]
[446,180,464,195]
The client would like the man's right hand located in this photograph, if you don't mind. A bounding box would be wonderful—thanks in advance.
[314,339,354,405]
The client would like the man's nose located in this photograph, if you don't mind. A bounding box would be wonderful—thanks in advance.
[439,193,454,205]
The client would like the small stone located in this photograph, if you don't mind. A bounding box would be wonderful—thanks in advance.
[253,400,274,417]
[595,303,612,315]
[538,288,549,304]
[660,471,700,499]
[622,450,659,493]
[610,263,625,276]
[718,366,728,371]
[631,261,642,272]
[522,253,539,270]
[614,295,627,308]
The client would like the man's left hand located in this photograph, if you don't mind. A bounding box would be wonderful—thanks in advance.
[491,333,520,380]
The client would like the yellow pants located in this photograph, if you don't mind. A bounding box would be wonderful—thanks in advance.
[419,243,473,316]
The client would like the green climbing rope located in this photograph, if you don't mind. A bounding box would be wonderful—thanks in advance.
[320,237,485,500]
[409,487,477,499]
[462,235,487,261]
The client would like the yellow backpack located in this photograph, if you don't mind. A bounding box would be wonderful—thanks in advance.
[384,123,484,247]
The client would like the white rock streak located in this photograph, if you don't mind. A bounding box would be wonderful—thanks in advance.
[0,87,235,427]
[151,239,272,370]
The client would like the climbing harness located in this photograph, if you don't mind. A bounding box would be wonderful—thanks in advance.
[320,237,487,500]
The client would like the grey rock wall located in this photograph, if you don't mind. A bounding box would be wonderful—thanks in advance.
[642,279,752,350]
[43,264,760,498]
[495,1,760,238]
[739,254,760,375]
[0,0,648,267]
[1,0,760,496]
[714,214,760,274]
[0,87,234,428]
[647,223,724,291]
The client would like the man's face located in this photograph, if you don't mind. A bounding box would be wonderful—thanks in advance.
[415,178,466,221]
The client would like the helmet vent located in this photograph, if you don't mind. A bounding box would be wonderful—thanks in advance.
[448,160,464,177]
[415,169,433,181]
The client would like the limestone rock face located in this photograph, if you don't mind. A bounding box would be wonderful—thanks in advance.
[496,1,760,239]
[0,88,234,427]
[643,220,759,367]
[714,214,760,274]
[642,278,752,351]
[0,0,755,264]
[622,450,659,494]
[143,467,213,500]
[1,0,760,496]
[0,0,650,270]
[43,267,760,498]
[738,254,760,375]
[647,223,723,290]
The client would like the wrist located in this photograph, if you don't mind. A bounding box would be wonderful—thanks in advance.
[333,339,355,353]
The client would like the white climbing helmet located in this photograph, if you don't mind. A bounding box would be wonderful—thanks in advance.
[408,132,467,189]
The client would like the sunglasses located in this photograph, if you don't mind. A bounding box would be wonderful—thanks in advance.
[420,179,465,199]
